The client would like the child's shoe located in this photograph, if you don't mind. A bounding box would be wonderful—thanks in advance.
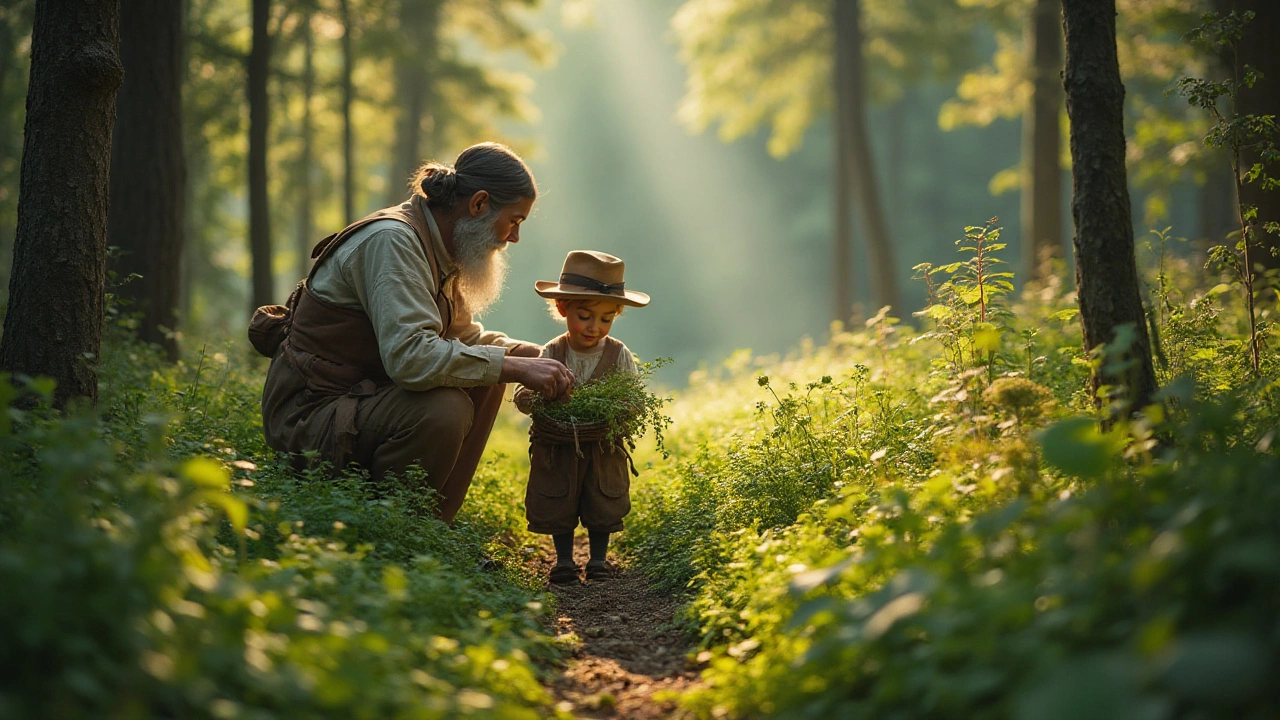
[548,562,581,585]
[585,559,619,581]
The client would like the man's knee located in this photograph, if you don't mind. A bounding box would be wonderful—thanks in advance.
[405,386,475,446]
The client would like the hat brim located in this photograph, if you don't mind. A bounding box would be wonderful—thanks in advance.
[534,280,650,307]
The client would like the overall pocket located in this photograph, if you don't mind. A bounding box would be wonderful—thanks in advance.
[596,445,631,499]
[530,444,570,498]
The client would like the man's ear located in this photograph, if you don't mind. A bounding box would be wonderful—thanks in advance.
[468,190,490,217]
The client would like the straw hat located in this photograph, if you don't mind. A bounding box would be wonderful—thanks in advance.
[534,250,650,307]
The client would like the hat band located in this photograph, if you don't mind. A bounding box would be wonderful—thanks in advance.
[559,273,625,296]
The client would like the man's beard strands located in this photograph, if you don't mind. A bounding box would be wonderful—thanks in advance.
[452,209,509,317]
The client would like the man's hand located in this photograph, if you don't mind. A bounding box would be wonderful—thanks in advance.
[505,341,544,358]
[500,356,574,400]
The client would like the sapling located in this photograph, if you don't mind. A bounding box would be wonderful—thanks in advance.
[1176,10,1280,376]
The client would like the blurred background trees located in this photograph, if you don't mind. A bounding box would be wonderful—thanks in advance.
[0,0,1273,384]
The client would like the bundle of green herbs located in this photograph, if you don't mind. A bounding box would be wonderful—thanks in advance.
[530,358,673,453]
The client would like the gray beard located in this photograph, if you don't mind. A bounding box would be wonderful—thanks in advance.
[451,209,509,317]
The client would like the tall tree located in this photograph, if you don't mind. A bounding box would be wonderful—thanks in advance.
[387,0,440,202]
[834,0,900,315]
[339,0,355,223]
[1021,0,1062,279]
[1216,0,1280,271]
[1061,0,1157,413]
[0,0,123,407]
[381,0,549,204]
[672,0,978,320]
[295,0,315,282]
[942,1,1210,244]
[248,0,273,310]
[108,0,186,360]
[839,0,901,313]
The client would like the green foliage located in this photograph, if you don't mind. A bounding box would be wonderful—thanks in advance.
[0,332,558,719]
[913,219,1026,381]
[620,219,1280,719]
[529,358,672,450]
[1176,9,1280,377]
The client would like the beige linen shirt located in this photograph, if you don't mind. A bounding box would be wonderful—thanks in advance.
[308,208,522,391]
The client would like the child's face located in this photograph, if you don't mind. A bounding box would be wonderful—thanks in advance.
[559,300,621,352]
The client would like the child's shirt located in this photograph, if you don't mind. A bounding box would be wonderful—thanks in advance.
[513,333,638,414]
[544,337,638,387]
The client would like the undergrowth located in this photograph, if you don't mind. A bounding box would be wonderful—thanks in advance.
[4,214,1279,719]
[621,222,1280,719]
[0,333,562,719]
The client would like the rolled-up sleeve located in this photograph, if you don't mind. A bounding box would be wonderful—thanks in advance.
[344,228,505,390]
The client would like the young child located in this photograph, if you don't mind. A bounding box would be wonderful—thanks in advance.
[514,250,650,585]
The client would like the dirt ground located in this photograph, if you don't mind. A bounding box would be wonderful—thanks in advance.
[532,536,701,719]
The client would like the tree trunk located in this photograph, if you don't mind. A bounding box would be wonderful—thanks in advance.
[248,0,273,310]
[387,0,440,206]
[108,0,186,360]
[834,113,854,323]
[1061,0,1157,413]
[340,0,355,223]
[0,0,123,408]
[1022,0,1063,281]
[1228,0,1280,272]
[834,0,900,313]
[295,0,314,282]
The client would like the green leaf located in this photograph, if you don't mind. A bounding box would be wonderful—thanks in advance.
[182,457,230,490]
[789,558,853,595]
[973,327,1003,355]
[916,304,954,321]
[1038,418,1123,478]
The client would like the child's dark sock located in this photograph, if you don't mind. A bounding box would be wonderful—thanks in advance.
[587,530,610,564]
[552,532,575,566]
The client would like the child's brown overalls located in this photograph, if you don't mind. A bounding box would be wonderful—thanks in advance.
[524,334,633,535]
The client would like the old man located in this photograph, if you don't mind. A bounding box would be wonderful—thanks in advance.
[254,142,573,523]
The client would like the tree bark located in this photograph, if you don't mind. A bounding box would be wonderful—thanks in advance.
[339,0,355,223]
[1228,0,1280,272]
[834,0,900,313]
[0,0,123,407]
[248,0,273,310]
[108,0,186,360]
[295,0,314,282]
[1061,0,1157,413]
[1022,0,1063,280]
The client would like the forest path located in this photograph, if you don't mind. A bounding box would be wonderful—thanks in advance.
[534,536,700,718]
